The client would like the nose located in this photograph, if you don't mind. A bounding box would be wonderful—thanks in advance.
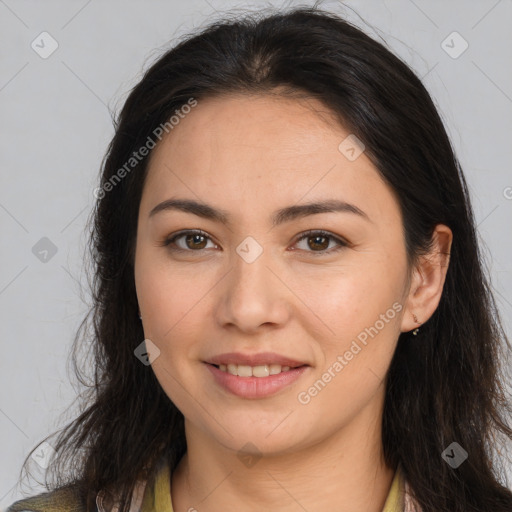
[214,242,291,333]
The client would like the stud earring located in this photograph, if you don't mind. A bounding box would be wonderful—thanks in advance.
[412,313,421,335]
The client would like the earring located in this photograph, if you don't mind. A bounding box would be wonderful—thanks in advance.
[138,309,142,320]
[412,313,421,335]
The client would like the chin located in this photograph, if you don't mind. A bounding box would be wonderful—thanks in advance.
[204,420,311,456]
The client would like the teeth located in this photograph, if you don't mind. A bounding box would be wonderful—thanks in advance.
[236,364,252,377]
[218,363,294,377]
[269,364,282,375]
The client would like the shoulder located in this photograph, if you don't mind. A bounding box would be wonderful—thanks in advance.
[5,485,92,512]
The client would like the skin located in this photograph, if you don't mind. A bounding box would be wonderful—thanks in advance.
[134,93,452,512]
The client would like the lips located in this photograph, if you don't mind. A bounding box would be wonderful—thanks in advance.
[203,351,311,398]
[205,362,310,398]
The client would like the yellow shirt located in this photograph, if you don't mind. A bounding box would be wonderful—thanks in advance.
[142,462,404,512]
[381,464,404,512]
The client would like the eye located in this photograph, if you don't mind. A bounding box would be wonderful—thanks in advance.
[292,229,348,256]
[160,229,218,252]
[160,229,348,256]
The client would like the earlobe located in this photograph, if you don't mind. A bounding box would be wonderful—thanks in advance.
[401,224,453,334]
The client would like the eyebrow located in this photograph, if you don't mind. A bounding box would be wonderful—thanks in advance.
[148,198,371,226]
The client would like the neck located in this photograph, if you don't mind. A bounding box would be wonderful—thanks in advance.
[171,393,395,512]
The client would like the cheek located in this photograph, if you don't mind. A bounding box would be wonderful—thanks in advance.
[290,259,404,398]
[295,280,401,422]
[291,262,402,341]
[135,247,200,335]
[135,257,220,399]
[136,261,208,412]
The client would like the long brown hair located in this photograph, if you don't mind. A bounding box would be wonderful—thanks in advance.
[16,5,512,511]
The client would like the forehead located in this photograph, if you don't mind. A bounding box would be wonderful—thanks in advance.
[149,93,346,170]
[141,94,398,225]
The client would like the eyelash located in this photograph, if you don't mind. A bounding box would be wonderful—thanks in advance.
[160,229,348,256]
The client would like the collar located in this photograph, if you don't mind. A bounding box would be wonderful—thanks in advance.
[139,460,173,511]
[95,460,171,512]
[382,463,404,511]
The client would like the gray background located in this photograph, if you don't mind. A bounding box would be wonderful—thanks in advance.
[1,0,511,507]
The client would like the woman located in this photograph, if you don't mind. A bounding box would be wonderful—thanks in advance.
[7,5,512,512]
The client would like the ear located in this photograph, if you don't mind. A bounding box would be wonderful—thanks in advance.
[401,224,453,333]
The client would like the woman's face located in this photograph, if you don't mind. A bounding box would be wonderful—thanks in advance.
[134,93,411,456]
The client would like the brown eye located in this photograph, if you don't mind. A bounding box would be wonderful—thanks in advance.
[162,229,347,256]
[162,230,216,252]
[184,233,208,250]
[293,230,347,255]
[307,234,330,251]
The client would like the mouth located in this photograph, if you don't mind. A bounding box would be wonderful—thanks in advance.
[203,352,310,398]
[204,352,310,378]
